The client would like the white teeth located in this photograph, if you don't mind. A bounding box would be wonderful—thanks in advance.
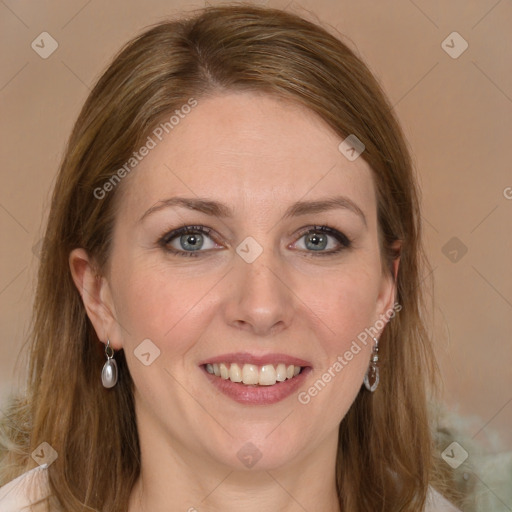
[219,363,229,379]
[242,364,259,385]
[205,362,303,385]
[259,364,277,386]
[276,363,287,382]
[229,363,242,382]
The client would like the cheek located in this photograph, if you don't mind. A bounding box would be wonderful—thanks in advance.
[111,258,220,352]
[310,264,381,348]
[295,270,379,421]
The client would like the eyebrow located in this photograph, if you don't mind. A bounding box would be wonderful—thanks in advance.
[139,195,367,226]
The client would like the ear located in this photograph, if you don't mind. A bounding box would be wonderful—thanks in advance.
[375,240,402,324]
[69,248,123,350]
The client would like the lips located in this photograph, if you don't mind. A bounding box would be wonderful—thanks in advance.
[197,351,312,368]
[198,352,312,405]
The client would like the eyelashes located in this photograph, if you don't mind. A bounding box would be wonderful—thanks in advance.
[158,224,352,258]
[158,225,218,257]
[295,225,352,254]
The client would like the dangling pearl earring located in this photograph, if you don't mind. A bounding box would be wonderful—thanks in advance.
[363,336,379,392]
[101,339,118,388]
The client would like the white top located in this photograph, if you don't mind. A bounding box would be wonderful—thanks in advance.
[0,465,462,511]
[0,465,51,511]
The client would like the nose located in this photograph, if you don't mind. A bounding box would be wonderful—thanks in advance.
[223,247,295,337]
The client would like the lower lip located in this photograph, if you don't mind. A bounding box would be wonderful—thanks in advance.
[201,366,312,405]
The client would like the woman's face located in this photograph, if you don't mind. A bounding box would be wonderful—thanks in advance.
[83,91,398,471]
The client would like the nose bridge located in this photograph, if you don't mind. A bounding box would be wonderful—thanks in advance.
[226,241,294,334]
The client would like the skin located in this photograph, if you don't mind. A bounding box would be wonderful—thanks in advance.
[70,91,400,512]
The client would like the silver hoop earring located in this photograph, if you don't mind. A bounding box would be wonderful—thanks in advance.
[101,339,118,388]
[363,336,379,392]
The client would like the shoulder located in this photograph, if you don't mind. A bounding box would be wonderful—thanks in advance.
[0,465,51,512]
[425,485,461,512]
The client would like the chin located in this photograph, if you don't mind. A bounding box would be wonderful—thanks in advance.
[207,433,306,472]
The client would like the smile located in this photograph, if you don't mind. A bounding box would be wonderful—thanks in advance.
[204,362,303,386]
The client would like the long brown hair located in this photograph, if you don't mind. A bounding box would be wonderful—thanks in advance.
[1,4,452,510]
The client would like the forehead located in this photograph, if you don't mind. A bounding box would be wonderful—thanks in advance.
[117,91,376,221]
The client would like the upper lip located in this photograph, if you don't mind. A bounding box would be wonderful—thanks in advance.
[198,352,312,367]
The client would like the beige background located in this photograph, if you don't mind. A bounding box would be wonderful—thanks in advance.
[0,0,510,466]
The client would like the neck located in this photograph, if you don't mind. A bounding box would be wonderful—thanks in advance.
[127,424,341,512]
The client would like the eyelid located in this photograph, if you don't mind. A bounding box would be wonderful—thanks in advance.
[158,225,223,255]
[160,225,216,244]
[290,225,352,255]
[158,224,351,257]
[295,225,351,245]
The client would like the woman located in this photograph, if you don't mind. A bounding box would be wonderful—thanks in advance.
[0,4,462,511]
